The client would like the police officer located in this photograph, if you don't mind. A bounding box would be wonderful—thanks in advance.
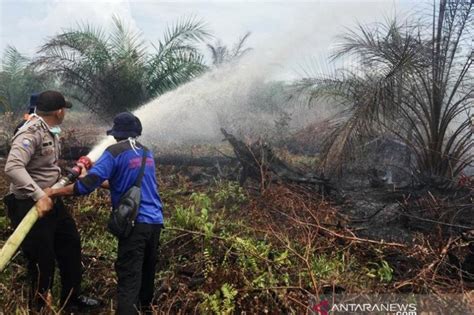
[3,90,99,311]
[47,112,164,314]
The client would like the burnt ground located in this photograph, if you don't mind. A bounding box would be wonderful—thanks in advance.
[335,187,412,242]
[0,150,473,313]
[336,184,474,255]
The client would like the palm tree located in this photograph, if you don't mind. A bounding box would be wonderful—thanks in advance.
[207,32,252,66]
[295,1,472,187]
[35,16,210,118]
[0,46,47,113]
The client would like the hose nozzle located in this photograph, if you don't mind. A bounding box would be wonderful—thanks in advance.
[72,156,92,174]
[56,156,93,188]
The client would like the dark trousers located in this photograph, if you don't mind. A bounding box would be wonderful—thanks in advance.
[4,194,82,307]
[115,223,162,315]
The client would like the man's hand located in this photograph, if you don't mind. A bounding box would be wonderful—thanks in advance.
[35,195,53,218]
[43,185,75,198]
[76,162,88,178]
[100,180,110,189]
[43,187,53,197]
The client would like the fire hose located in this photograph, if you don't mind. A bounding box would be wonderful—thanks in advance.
[0,156,92,272]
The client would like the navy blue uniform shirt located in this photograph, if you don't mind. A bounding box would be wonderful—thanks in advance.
[74,141,163,224]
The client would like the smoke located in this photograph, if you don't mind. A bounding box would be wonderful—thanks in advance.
[88,18,324,161]
[87,2,401,162]
[88,52,293,161]
[137,55,267,146]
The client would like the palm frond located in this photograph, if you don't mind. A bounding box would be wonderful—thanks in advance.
[231,31,252,58]
[109,15,147,62]
[162,17,211,47]
[293,6,473,185]
[1,46,28,75]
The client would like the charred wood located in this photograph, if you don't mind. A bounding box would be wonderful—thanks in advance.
[220,128,338,194]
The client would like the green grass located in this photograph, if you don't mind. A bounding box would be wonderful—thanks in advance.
[0,179,401,313]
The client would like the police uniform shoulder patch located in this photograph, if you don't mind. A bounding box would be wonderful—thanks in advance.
[16,120,40,136]
[22,138,32,148]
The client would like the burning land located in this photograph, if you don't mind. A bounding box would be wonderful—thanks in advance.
[0,123,472,313]
[0,0,473,314]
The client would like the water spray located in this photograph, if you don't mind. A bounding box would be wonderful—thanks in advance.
[0,15,332,271]
[0,156,92,272]
[0,42,313,272]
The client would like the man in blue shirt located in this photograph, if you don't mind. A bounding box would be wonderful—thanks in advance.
[47,112,164,314]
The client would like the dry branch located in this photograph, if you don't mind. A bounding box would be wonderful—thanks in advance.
[220,128,337,194]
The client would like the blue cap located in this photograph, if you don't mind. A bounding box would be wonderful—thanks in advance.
[28,93,39,113]
[106,112,142,138]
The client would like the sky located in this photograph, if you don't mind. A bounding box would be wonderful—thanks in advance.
[0,0,419,79]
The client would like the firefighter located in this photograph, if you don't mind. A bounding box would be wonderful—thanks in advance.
[3,90,99,311]
[46,112,164,314]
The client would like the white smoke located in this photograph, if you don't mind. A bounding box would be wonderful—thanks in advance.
[88,19,321,161]
[88,51,289,161]
[87,2,403,162]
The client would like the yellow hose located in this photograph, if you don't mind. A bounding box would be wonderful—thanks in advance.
[0,180,68,272]
[0,147,102,272]
[0,207,39,271]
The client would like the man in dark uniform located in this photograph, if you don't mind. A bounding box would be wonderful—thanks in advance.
[47,112,164,314]
[3,90,99,311]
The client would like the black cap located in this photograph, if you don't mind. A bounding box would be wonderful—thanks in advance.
[106,112,142,138]
[36,90,72,112]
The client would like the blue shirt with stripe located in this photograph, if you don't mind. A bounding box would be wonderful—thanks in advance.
[74,141,163,224]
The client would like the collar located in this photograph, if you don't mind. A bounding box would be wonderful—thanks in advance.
[29,114,59,137]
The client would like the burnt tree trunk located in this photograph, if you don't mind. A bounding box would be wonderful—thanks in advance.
[220,128,337,194]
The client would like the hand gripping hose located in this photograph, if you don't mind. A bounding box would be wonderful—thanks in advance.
[0,156,92,271]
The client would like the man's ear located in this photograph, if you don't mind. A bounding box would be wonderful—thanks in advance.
[57,108,64,120]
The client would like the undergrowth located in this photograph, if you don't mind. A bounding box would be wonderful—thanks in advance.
[0,172,471,314]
